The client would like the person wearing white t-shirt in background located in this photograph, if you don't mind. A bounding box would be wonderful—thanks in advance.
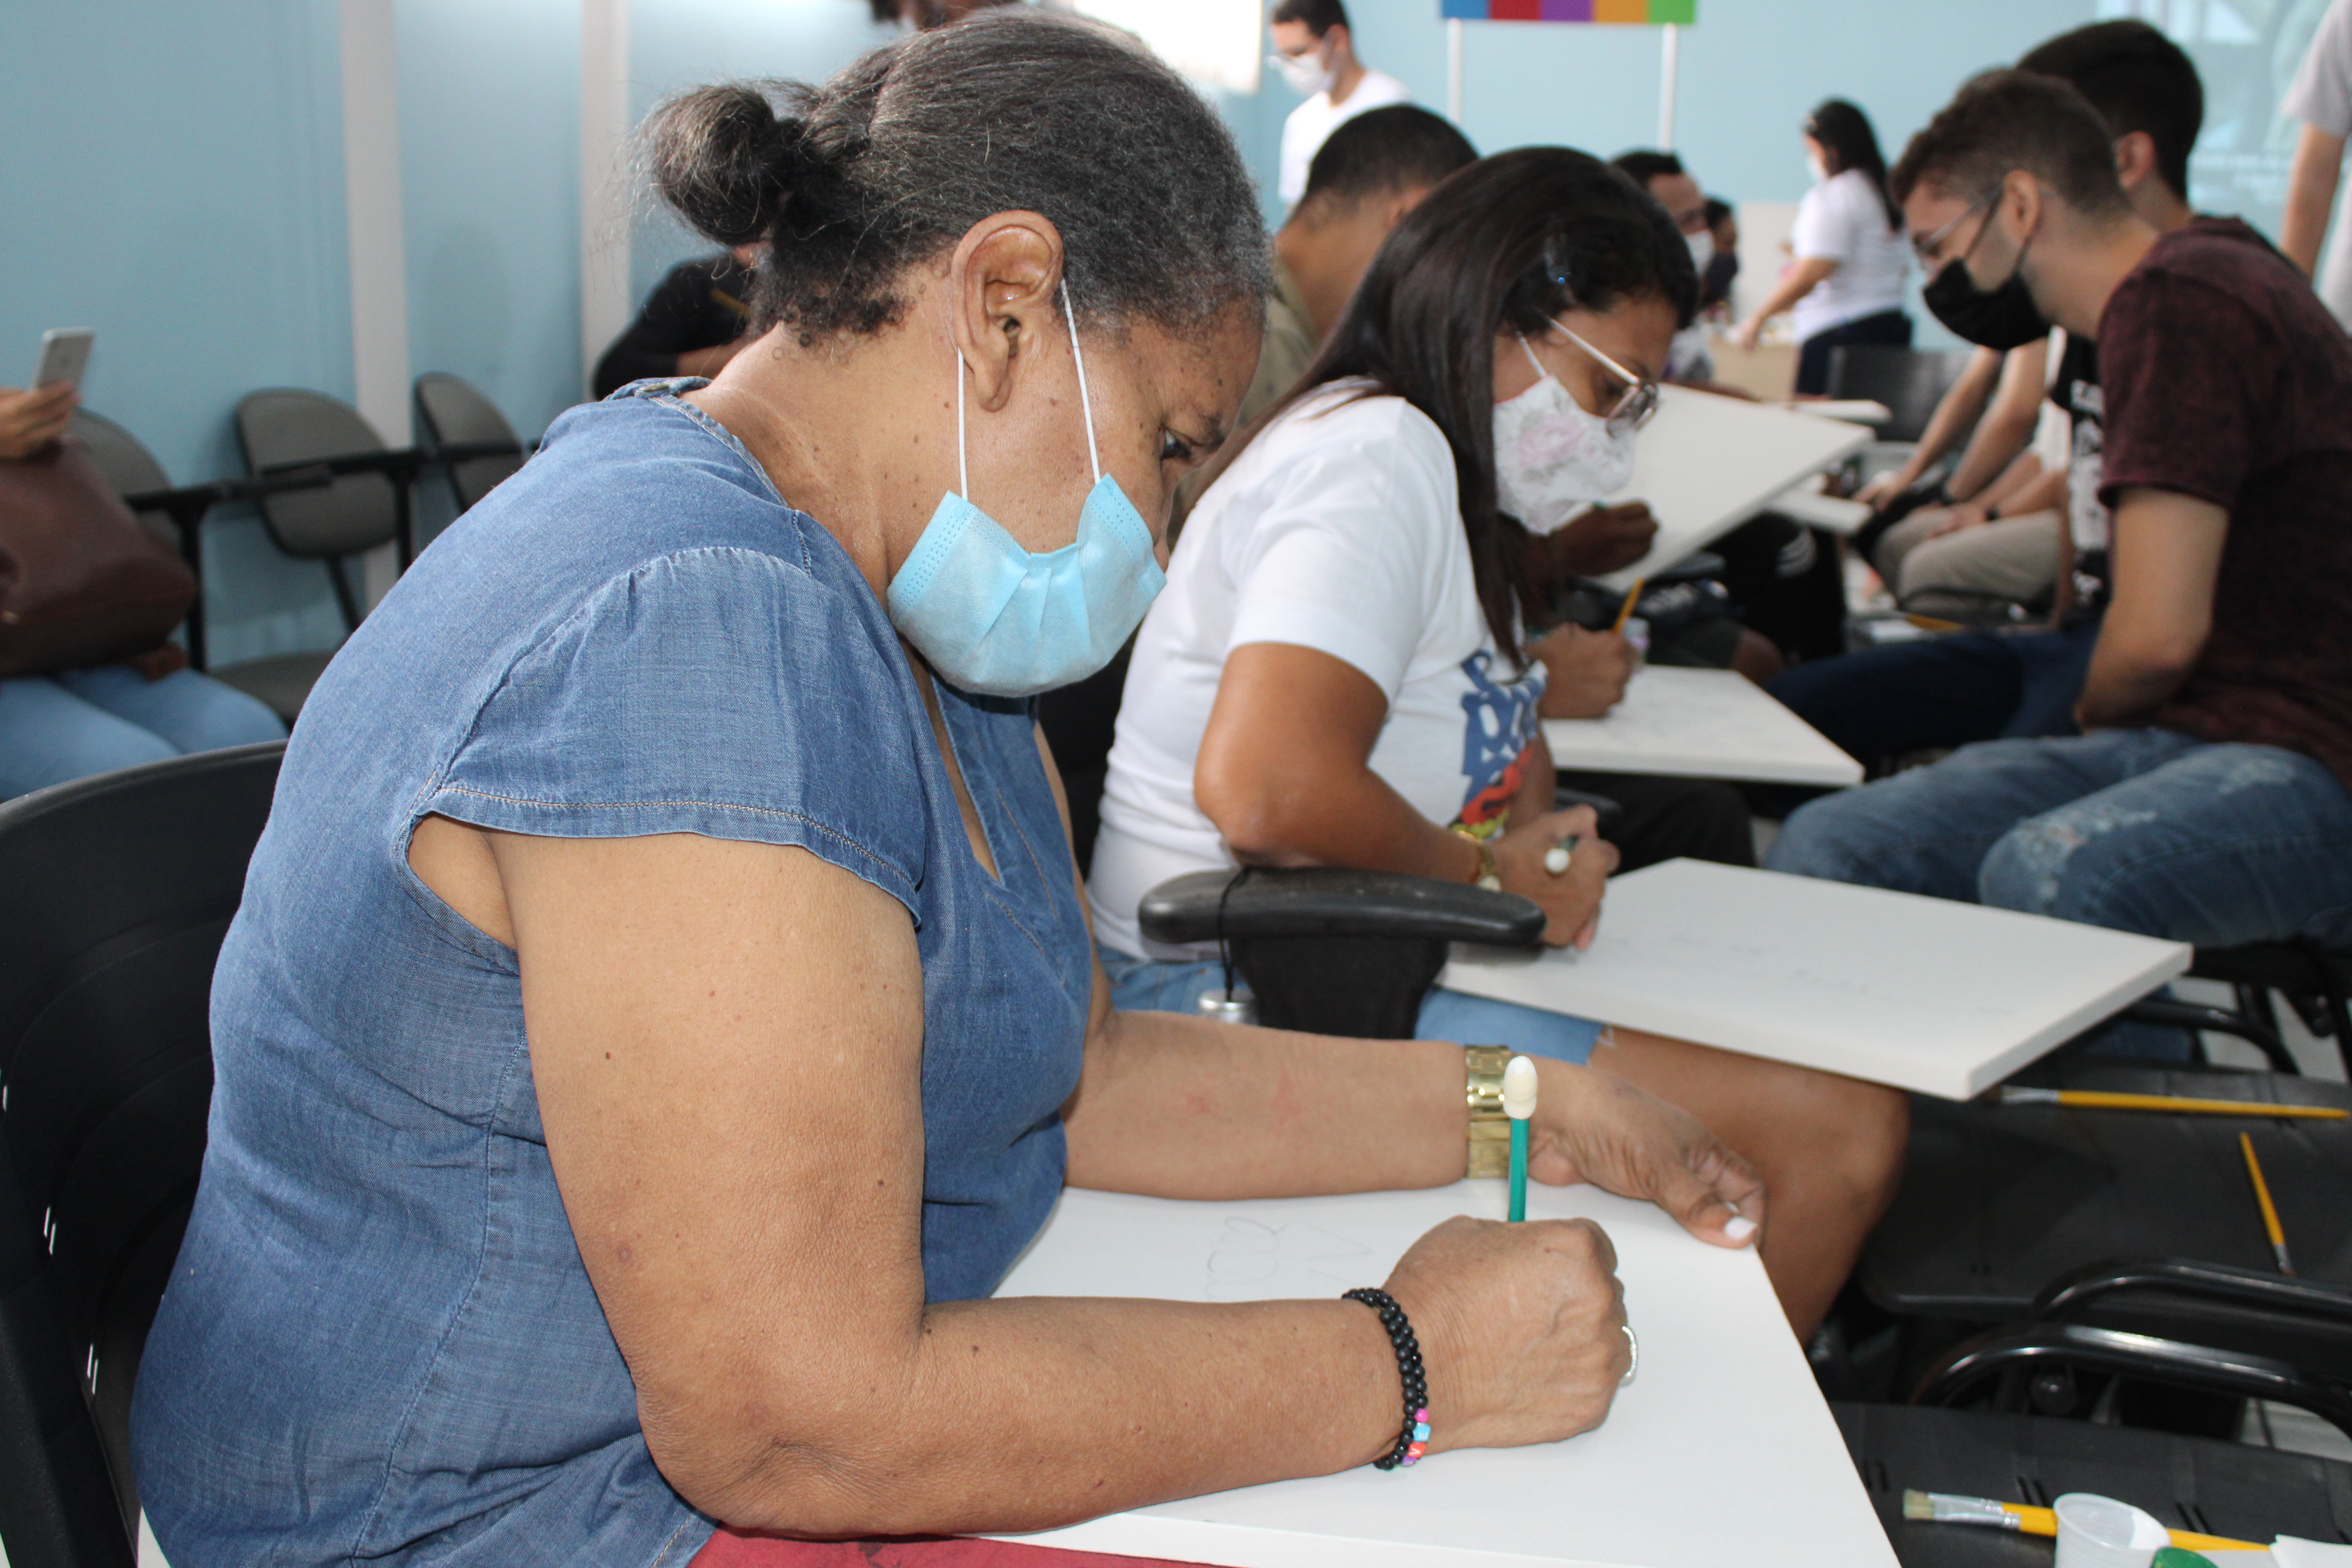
[1270,0,1414,210]
[1089,147,1909,1338]
[2282,0,2352,329]
[1733,99,1913,393]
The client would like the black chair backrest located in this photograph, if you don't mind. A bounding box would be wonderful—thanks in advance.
[0,742,284,1567]
[64,412,175,554]
[1825,346,1978,445]
[413,373,525,514]
[234,390,399,561]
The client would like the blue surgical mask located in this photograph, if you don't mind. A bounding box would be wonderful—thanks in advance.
[886,281,1166,698]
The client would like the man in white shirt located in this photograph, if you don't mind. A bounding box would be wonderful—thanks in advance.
[1270,0,1414,209]
[2283,0,2352,328]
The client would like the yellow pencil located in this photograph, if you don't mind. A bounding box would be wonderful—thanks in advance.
[1609,577,1646,635]
[1902,1491,2259,1552]
[2000,1087,2348,1120]
[2242,1132,2296,1276]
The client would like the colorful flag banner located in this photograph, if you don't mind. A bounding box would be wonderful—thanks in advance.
[1440,0,1695,21]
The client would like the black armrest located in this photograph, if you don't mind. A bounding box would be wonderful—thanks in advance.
[2034,1258,2352,1329]
[425,439,528,464]
[122,465,334,524]
[1138,868,1543,949]
[258,448,425,484]
[1913,1320,2352,1440]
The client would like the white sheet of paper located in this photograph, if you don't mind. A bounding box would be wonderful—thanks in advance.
[1774,399,1892,425]
[992,1181,1894,1568]
[1441,861,2191,1100]
[1594,387,1871,591]
[1546,666,1862,787]
[1766,486,1872,535]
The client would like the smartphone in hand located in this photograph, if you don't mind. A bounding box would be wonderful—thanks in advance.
[33,328,95,391]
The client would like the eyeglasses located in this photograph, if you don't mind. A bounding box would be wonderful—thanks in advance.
[1551,322,1661,435]
[1911,197,1993,269]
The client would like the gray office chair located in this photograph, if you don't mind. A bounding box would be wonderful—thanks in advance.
[412,373,526,515]
[229,390,421,720]
[1826,346,1979,447]
[66,411,332,675]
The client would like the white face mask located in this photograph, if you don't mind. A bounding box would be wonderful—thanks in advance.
[1272,44,1336,98]
[1685,227,1716,273]
[1492,334,1639,535]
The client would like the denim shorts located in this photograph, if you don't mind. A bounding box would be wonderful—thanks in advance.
[1099,949,1605,1063]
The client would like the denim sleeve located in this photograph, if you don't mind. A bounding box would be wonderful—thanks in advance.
[419,544,926,916]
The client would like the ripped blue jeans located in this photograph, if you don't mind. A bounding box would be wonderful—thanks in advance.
[1769,730,2352,947]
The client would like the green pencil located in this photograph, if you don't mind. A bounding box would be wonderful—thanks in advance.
[1503,1056,1537,1222]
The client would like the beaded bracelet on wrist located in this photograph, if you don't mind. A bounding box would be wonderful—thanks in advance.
[1342,1287,1430,1469]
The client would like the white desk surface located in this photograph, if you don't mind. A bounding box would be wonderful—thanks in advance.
[1594,388,1871,591]
[1441,860,2192,1100]
[1546,666,1863,788]
[993,1181,1895,1568]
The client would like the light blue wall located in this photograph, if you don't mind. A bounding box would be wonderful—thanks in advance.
[4,0,2308,666]
[400,0,585,445]
[0,0,359,667]
[1331,0,2103,216]
[627,0,896,301]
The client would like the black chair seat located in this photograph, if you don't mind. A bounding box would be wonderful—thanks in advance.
[1835,1401,2352,1565]
[1861,1066,2352,1361]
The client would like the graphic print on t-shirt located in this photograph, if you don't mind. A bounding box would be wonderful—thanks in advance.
[2053,334,2109,618]
[1455,649,1546,833]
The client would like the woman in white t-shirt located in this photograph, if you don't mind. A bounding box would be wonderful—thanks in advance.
[1732,99,1913,393]
[1087,147,1907,1335]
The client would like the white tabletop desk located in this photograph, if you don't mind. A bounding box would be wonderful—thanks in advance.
[994,1181,1896,1568]
[1547,666,1863,788]
[1442,860,2192,1100]
[1593,388,1872,592]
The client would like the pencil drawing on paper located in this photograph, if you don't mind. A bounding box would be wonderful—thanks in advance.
[1204,1216,1378,1301]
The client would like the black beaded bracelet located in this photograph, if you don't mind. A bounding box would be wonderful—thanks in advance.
[1342,1287,1430,1469]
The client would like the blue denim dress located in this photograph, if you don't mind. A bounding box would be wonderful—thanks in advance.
[129,385,1094,1567]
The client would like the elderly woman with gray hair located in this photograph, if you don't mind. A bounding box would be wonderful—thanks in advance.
[130,16,1765,1568]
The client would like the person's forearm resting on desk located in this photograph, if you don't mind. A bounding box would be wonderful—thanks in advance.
[438,748,1760,1539]
[1732,257,1836,351]
[1195,641,1613,949]
[1185,642,1908,1335]
[2075,488,2227,729]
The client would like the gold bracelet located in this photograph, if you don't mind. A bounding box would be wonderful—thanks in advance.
[1449,824,1502,891]
[1465,1044,1511,1180]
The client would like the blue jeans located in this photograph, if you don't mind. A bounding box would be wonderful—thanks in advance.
[0,664,285,798]
[1767,622,2100,771]
[1769,730,2352,946]
[1100,948,1606,1063]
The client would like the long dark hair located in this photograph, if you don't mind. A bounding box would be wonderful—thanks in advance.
[1805,98,1900,231]
[1240,147,1695,668]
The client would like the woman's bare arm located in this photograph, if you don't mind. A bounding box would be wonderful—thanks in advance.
[495,826,1409,1535]
[1194,642,1608,944]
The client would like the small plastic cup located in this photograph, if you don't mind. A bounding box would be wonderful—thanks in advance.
[2054,1494,2172,1568]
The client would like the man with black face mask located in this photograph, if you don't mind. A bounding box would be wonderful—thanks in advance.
[1768,69,2352,1010]
[1770,20,2201,766]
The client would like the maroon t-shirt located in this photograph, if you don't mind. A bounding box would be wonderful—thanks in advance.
[2096,217,2352,788]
